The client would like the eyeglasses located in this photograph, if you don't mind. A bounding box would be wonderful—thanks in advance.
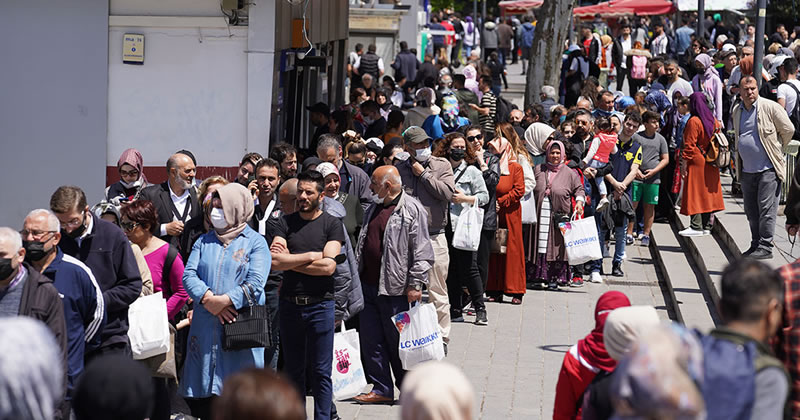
[60,212,85,229]
[120,169,140,177]
[467,134,483,142]
[120,221,139,232]
[20,230,57,240]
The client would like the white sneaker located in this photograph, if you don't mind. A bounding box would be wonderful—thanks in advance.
[679,228,705,237]
[596,197,610,212]
[589,272,603,283]
[703,230,711,236]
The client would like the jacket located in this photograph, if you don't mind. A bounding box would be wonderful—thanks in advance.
[405,106,437,129]
[140,182,204,262]
[413,61,438,90]
[341,160,373,211]
[391,50,419,82]
[474,153,501,230]
[482,22,498,49]
[553,344,600,420]
[60,216,142,350]
[355,193,435,296]
[455,88,480,124]
[732,97,795,183]
[19,264,68,415]
[520,22,535,49]
[180,225,269,398]
[497,22,514,49]
[42,249,105,399]
[786,157,800,225]
[396,155,456,234]
[449,162,489,229]
[321,197,364,322]
[358,52,381,80]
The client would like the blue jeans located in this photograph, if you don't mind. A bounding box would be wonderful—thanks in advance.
[280,299,335,420]
[264,282,280,370]
[491,84,502,97]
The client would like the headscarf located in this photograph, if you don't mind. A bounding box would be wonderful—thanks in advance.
[214,183,254,245]
[616,96,636,111]
[440,93,461,128]
[415,87,436,108]
[603,305,661,362]
[544,140,566,173]
[74,354,154,420]
[689,92,716,139]
[523,122,555,156]
[116,148,147,183]
[488,137,516,175]
[600,34,613,47]
[0,317,63,420]
[462,65,480,97]
[400,361,475,420]
[694,53,719,79]
[645,90,672,125]
[576,291,631,372]
[465,16,474,34]
[611,324,705,419]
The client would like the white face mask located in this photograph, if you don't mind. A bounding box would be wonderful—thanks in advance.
[371,185,386,204]
[363,115,375,125]
[120,178,143,189]
[209,207,228,229]
[415,146,432,162]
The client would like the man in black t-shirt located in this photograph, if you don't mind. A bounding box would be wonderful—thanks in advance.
[271,170,344,420]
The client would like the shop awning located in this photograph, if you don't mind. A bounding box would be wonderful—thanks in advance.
[676,0,754,10]
[499,0,544,14]
[574,0,675,18]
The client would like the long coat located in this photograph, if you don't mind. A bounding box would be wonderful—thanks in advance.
[487,162,526,295]
[680,117,725,216]
[532,164,585,262]
[180,226,269,398]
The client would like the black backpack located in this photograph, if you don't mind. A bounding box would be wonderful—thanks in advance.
[494,95,513,124]
[783,82,800,140]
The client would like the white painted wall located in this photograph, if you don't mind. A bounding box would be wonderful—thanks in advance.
[110,0,222,17]
[107,24,248,167]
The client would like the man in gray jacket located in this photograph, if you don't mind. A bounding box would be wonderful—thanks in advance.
[396,126,455,346]
[353,166,434,404]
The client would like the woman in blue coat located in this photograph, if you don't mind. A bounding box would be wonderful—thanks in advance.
[180,183,270,419]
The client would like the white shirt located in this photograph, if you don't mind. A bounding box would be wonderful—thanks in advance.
[620,36,632,69]
[348,51,359,66]
[777,79,800,115]
[254,195,277,236]
[76,214,94,248]
[353,56,385,73]
[159,184,192,236]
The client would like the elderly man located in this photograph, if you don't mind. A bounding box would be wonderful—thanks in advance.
[539,85,558,121]
[22,209,104,405]
[732,76,795,259]
[353,166,434,404]
[396,126,455,349]
[52,186,141,357]
[141,153,203,261]
[317,134,372,210]
[0,226,67,416]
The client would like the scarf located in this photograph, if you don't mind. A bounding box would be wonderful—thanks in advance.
[488,137,516,175]
[400,361,475,420]
[646,90,671,113]
[214,183,254,246]
[465,16,474,35]
[116,148,148,184]
[695,53,719,81]
[689,91,716,139]
[576,291,631,372]
[544,140,565,173]
[603,305,661,361]
[523,122,555,156]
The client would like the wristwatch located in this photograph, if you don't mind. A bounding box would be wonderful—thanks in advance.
[409,283,422,291]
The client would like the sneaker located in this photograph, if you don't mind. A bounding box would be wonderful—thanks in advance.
[626,234,634,245]
[548,281,558,291]
[596,197,610,212]
[748,248,773,260]
[743,245,757,256]
[450,310,465,323]
[640,235,650,247]
[570,276,584,287]
[679,228,705,237]
[589,272,603,283]
[475,310,488,326]
[703,230,711,236]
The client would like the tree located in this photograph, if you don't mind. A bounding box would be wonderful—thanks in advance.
[525,0,575,109]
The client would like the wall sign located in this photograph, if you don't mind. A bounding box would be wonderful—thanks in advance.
[123,34,145,64]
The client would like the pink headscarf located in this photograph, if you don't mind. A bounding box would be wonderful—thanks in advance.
[488,137,516,175]
[116,148,147,183]
[462,65,481,98]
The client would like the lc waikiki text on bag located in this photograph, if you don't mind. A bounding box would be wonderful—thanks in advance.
[392,302,445,369]
[559,215,603,265]
[331,324,368,400]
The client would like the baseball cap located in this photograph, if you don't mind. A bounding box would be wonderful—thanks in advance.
[721,43,737,53]
[365,137,384,153]
[770,55,790,76]
[306,102,330,116]
[403,126,432,144]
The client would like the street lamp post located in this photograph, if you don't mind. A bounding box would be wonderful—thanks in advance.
[697,0,705,40]
[754,0,767,88]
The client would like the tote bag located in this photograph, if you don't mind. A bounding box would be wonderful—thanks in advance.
[128,292,171,360]
[331,324,368,401]
[392,303,445,370]
[452,201,484,252]
[520,191,537,224]
[559,215,603,265]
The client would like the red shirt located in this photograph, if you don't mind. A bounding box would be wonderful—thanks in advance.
[361,195,400,285]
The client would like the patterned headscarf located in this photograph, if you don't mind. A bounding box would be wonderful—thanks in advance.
[116,148,147,183]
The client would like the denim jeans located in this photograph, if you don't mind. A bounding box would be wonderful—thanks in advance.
[264,282,280,370]
[359,284,409,399]
[280,299,335,420]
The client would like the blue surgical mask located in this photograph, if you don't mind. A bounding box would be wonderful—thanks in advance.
[559,115,567,124]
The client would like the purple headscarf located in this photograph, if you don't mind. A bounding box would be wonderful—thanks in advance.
[694,53,719,79]
[689,92,716,139]
[466,16,474,34]
[545,140,566,172]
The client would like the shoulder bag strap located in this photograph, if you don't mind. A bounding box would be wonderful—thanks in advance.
[162,245,179,297]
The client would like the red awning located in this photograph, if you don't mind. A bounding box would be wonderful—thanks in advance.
[573,2,634,18]
[499,0,544,14]
[574,0,674,18]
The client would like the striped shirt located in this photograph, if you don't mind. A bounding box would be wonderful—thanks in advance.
[479,91,497,134]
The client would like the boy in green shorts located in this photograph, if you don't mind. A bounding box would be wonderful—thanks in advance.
[627,111,669,247]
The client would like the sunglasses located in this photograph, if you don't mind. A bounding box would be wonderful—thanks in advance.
[120,169,140,177]
[467,134,483,142]
[120,221,139,232]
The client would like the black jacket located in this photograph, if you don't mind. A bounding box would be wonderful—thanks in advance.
[59,217,142,350]
[249,195,283,287]
[474,153,501,231]
[413,61,438,89]
[140,182,204,262]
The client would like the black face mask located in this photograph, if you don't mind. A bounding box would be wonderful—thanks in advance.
[23,240,54,262]
[449,149,467,162]
[63,212,87,239]
[0,258,15,281]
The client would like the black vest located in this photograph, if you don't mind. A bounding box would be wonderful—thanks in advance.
[359,52,380,80]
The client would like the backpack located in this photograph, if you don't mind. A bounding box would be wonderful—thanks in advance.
[494,95,513,124]
[704,126,731,168]
[631,55,647,80]
[783,82,800,140]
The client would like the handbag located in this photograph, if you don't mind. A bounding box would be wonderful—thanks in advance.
[520,191,537,224]
[222,283,271,351]
[452,201,484,252]
[393,302,445,369]
[331,324,368,400]
[491,225,508,254]
[142,323,177,379]
[128,292,171,360]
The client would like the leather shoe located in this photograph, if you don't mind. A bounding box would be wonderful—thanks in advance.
[748,248,773,260]
[354,392,394,404]
[611,262,624,277]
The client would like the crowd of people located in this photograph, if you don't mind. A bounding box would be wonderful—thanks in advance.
[6,8,800,420]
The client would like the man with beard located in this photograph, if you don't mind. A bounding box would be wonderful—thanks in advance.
[567,110,595,165]
[270,170,344,420]
[270,142,299,182]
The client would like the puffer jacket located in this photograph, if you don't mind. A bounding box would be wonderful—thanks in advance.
[355,193,435,296]
[473,152,501,231]
[482,22,499,49]
[321,197,364,322]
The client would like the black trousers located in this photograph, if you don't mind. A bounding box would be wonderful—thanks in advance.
[446,226,486,314]
[477,229,495,292]
[616,67,629,92]
[657,148,678,219]
[186,397,216,420]
[629,77,647,96]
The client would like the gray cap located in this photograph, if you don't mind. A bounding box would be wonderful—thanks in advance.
[403,126,432,144]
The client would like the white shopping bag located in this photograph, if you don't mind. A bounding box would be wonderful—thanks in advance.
[452,201,484,252]
[392,303,445,370]
[331,324,368,401]
[559,216,603,265]
[520,192,537,224]
[128,292,170,360]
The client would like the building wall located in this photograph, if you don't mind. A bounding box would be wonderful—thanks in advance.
[0,0,109,227]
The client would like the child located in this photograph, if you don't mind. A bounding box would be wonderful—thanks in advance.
[581,117,618,211]
[672,96,691,209]
[627,111,670,247]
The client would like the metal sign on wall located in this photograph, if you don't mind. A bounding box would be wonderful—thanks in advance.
[123,33,145,64]
[349,14,401,32]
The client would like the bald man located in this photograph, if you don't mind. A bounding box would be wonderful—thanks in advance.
[141,153,203,261]
[352,166,435,404]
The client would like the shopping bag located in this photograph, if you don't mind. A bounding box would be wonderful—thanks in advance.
[452,201,484,252]
[392,303,445,370]
[559,215,603,265]
[128,292,171,360]
[331,324,368,401]
[520,192,537,224]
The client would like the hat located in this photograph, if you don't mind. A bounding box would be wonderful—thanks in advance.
[770,55,790,75]
[365,137,384,153]
[302,156,322,170]
[306,102,330,116]
[403,126,432,144]
[314,162,339,181]
[721,43,737,53]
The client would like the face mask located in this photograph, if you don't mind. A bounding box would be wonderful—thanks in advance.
[63,212,87,239]
[23,240,53,262]
[559,115,567,124]
[449,149,466,162]
[415,146,432,162]
[0,258,16,281]
[120,178,143,189]
[363,115,375,125]
[209,207,228,229]
[371,185,386,204]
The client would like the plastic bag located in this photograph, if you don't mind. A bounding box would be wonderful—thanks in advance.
[392,303,445,370]
[331,324,368,400]
[452,201,484,251]
[128,292,170,360]
[559,215,603,265]
[520,191,537,224]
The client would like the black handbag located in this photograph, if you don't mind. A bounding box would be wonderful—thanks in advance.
[222,283,271,351]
